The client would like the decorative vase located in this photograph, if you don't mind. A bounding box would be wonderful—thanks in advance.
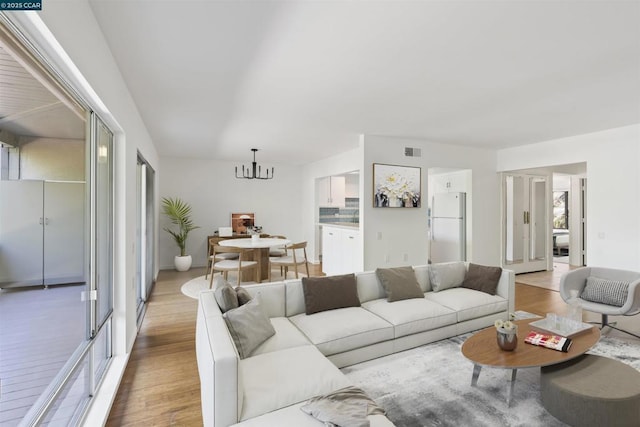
[174,255,192,272]
[496,327,518,351]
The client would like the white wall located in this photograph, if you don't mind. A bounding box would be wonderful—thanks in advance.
[19,137,85,181]
[362,135,501,269]
[159,156,304,269]
[497,124,640,270]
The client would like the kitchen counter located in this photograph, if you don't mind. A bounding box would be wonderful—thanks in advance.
[317,222,359,229]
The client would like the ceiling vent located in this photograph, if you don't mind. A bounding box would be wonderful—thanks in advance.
[404,147,422,157]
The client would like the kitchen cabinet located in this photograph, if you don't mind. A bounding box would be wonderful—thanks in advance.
[317,176,345,207]
[322,225,362,276]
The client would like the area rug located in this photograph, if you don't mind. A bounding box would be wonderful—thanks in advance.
[180,271,308,299]
[343,335,640,427]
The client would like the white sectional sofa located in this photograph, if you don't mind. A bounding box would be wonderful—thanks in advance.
[196,263,515,427]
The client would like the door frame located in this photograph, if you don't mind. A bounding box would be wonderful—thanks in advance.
[500,172,552,274]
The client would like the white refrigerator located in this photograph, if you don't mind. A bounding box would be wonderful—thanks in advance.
[429,192,466,263]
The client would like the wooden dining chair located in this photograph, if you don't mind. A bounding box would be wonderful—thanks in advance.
[205,237,240,279]
[209,245,257,287]
[268,241,309,281]
[268,235,288,257]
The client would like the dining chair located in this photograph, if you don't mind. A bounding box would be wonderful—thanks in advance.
[205,237,240,279]
[209,245,258,287]
[269,241,309,281]
[268,235,288,257]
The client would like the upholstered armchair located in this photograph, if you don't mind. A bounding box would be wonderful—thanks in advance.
[559,267,640,338]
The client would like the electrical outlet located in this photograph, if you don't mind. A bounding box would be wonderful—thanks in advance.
[385,254,390,263]
[377,232,382,240]
[403,253,409,262]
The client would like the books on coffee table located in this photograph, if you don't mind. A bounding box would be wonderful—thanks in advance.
[524,331,572,352]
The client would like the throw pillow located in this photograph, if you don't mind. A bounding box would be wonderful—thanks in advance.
[375,266,424,302]
[235,286,253,306]
[213,276,238,313]
[223,297,276,359]
[302,274,361,315]
[429,262,467,292]
[580,276,630,307]
[461,263,502,295]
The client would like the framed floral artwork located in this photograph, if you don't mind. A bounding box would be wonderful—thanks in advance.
[373,163,421,208]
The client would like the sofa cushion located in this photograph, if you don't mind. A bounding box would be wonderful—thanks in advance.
[239,345,351,421]
[413,265,431,292]
[362,298,457,338]
[213,276,239,312]
[285,279,307,316]
[376,267,424,302]
[244,282,286,318]
[355,270,387,303]
[250,317,312,357]
[224,297,276,359]
[429,261,467,292]
[290,307,394,356]
[581,276,629,307]
[461,263,502,295]
[302,274,361,314]
[424,288,508,322]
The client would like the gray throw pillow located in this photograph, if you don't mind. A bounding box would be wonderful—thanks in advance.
[461,263,502,295]
[429,262,467,292]
[223,297,275,359]
[375,266,424,302]
[581,276,629,307]
[213,276,238,313]
[235,286,253,306]
[302,274,361,315]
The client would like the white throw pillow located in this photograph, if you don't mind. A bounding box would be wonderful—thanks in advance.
[429,262,467,292]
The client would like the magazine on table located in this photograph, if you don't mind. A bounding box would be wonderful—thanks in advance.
[524,331,572,352]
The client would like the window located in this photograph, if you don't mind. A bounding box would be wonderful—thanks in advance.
[553,191,569,229]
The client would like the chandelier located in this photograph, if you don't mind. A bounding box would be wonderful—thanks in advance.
[235,148,274,180]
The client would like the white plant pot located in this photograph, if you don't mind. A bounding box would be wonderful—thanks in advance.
[174,255,192,272]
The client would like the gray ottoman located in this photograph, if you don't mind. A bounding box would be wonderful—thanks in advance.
[541,354,640,427]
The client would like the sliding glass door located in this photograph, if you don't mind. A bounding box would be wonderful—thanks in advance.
[0,17,115,425]
[136,154,155,323]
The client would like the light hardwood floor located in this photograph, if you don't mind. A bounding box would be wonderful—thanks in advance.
[106,265,639,425]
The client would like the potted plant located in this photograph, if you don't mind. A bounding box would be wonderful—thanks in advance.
[161,197,200,271]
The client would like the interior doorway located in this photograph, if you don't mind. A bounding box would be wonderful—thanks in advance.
[501,163,587,274]
[502,173,549,274]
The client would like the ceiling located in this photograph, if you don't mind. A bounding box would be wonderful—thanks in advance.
[88,1,640,165]
[0,44,85,143]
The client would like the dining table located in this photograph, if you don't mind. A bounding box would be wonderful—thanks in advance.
[219,237,291,283]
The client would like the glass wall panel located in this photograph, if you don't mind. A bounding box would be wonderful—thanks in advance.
[94,117,113,330]
[0,18,113,426]
[39,351,90,426]
[92,319,112,389]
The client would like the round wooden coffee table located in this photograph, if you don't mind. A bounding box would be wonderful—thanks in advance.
[461,318,600,406]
